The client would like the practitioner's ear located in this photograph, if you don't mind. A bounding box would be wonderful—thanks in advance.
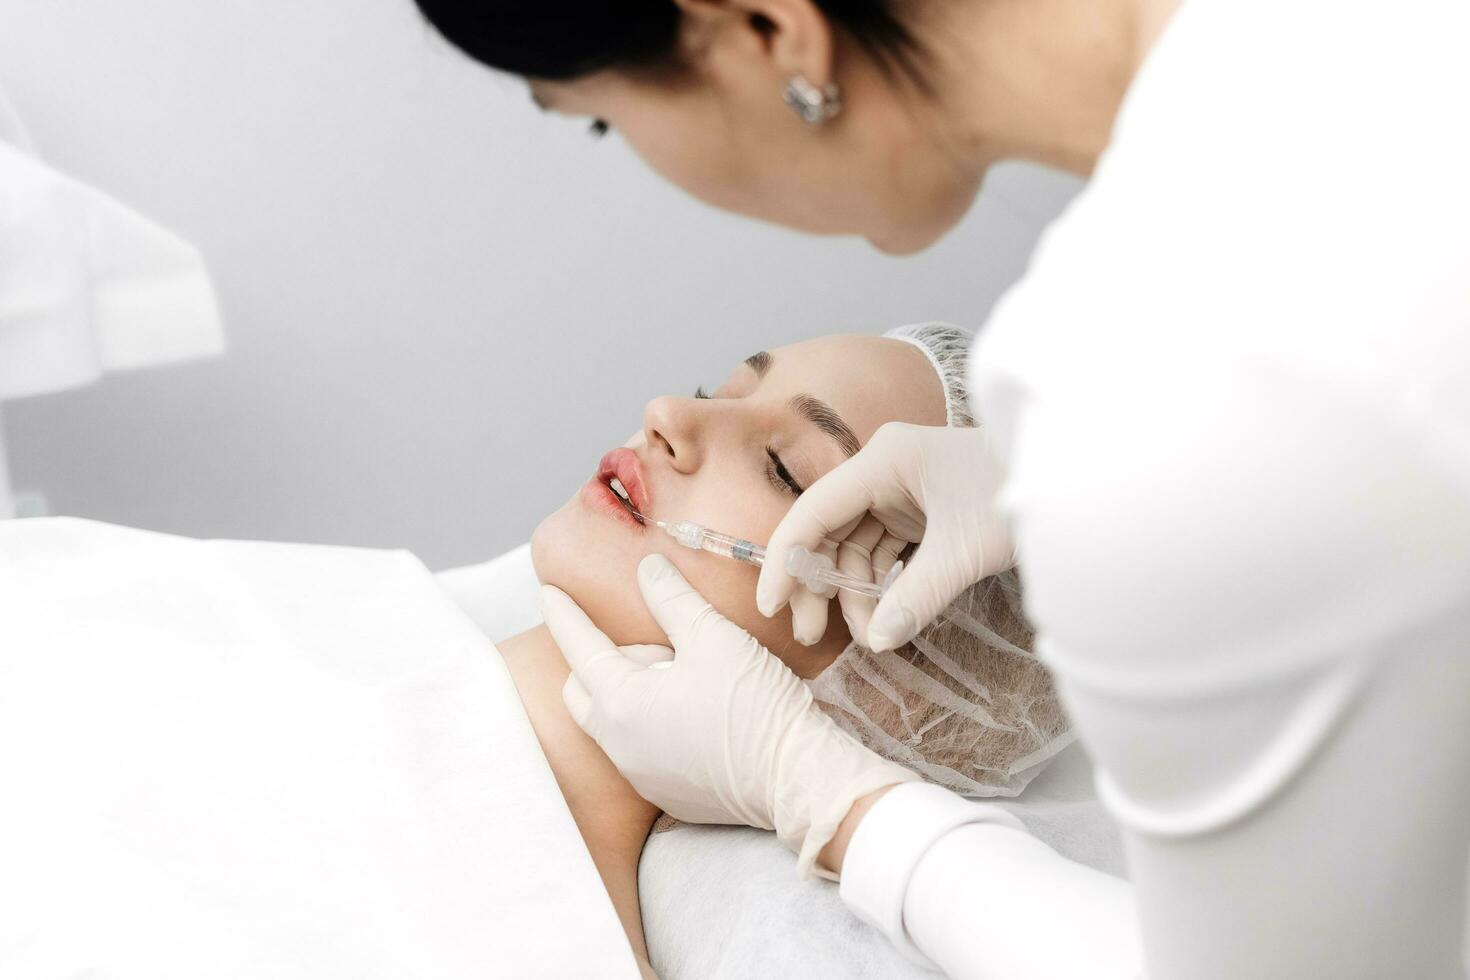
[669,0,837,95]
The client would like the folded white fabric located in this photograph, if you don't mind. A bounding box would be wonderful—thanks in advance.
[0,518,636,980]
[0,94,225,399]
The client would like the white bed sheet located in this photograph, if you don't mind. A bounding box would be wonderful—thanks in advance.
[0,518,638,980]
[437,543,1127,980]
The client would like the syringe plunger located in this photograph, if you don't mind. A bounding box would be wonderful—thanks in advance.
[782,543,901,600]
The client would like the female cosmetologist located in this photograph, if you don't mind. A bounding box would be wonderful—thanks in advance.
[415,0,1470,975]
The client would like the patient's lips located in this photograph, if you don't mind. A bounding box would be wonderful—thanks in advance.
[582,447,651,530]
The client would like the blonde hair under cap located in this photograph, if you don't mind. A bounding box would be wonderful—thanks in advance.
[806,323,1074,797]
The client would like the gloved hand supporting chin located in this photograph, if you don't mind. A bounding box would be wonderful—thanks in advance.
[541,554,918,877]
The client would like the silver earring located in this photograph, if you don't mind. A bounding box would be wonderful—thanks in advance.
[783,75,842,125]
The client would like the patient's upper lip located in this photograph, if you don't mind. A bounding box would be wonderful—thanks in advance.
[597,448,651,518]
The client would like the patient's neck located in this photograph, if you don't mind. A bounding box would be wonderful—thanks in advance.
[496,624,561,665]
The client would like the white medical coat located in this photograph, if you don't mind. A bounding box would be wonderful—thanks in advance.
[840,0,1470,975]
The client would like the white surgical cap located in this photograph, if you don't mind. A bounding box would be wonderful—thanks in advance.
[882,321,975,427]
[807,323,1074,797]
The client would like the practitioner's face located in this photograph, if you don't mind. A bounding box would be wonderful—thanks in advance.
[533,334,947,677]
[524,1,982,256]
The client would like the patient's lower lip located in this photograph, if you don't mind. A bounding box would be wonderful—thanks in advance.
[597,447,650,515]
[581,477,645,529]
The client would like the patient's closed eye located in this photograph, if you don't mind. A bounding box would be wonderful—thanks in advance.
[766,449,803,496]
[689,383,801,495]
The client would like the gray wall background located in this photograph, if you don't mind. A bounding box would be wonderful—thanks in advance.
[0,0,1080,570]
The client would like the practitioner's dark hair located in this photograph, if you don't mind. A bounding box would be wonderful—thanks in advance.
[413,0,928,87]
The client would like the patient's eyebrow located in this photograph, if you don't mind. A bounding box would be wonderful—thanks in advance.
[744,351,772,378]
[790,393,861,458]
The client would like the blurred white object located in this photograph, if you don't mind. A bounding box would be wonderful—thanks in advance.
[0,518,638,979]
[0,84,224,515]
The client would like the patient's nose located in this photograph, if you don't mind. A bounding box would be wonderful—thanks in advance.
[643,395,705,474]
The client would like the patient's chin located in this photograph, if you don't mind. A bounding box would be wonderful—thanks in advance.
[528,515,557,587]
[529,501,606,590]
[530,509,667,647]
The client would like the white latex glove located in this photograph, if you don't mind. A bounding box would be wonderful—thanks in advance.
[757,421,1015,652]
[540,553,919,877]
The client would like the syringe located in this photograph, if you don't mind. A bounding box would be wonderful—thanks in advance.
[609,478,901,597]
[642,516,900,600]
[657,517,899,598]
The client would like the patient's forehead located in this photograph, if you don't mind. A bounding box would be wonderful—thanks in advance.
[765,335,947,438]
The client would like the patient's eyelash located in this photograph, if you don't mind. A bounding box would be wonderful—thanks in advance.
[766,448,803,496]
[588,119,610,138]
[687,385,797,494]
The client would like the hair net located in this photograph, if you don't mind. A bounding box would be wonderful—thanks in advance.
[882,322,976,427]
[807,323,1074,797]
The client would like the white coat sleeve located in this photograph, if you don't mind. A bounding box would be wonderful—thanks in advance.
[840,782,1143,979]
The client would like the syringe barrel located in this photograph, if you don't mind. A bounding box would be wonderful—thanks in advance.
[699,528,767,566]
[664,521,766,566]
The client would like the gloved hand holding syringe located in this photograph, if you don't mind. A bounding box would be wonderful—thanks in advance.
[609,478,903,600]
